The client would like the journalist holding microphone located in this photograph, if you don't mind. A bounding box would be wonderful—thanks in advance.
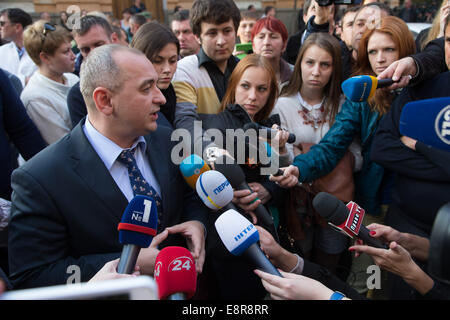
[271,16,416,296]
[367,13,450,299]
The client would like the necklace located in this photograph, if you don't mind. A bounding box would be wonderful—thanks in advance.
[297,93,326,130]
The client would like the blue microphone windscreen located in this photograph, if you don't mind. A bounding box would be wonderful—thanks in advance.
[399,97,450,152]
[180,154,205,177]
[118,195,158,248]
[341,75,373,102]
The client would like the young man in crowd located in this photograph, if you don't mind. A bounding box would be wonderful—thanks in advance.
[172,0,241,155]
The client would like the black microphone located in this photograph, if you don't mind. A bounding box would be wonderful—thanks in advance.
[243,122,296,144]
[214,156,275,229]
[312,192,387,249]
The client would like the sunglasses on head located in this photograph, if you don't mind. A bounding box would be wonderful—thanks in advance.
[42,23,56,36]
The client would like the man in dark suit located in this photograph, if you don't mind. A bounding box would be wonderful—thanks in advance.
[8,44,208,289]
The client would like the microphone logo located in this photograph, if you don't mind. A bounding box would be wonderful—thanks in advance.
[234,223,254,242]
[131,198,153,223]
[168,256,194,272]
[344,202,365,236]
[435,105,450,145]
[213,180,230,195]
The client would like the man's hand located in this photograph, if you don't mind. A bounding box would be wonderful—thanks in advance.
[254,270,335,300]
[400,135,417,150]
[89,259,140,283]
[377,57,416,90]
[166,221,206,273]
[269,165,299,188]
[136,229,169,275]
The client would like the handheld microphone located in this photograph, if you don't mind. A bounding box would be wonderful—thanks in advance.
[195,170,237,211]
[312,192,387,249]
[154,246,197,300]
[399,97,450,152]
[213,156,275,228]
[215,209,282,277]
[180,154,211,189]
[117,195,158,274]
[342,75,395,102]
[243,122,296,144]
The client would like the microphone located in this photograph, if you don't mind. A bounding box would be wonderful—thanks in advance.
[243,122,296,144]
[180,154,211,189]
[117,195,158,274]
[154,246,197,300]
[213,156,275,229]
[195,170,238,211]
[215,209,282,277]
[312,192,387,249]
[341,75,395,102]
[399,97,450,152]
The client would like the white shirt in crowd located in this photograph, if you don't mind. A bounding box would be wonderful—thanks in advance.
[272,92,363,171]
[0,42,37,87]
[20,71,79,145]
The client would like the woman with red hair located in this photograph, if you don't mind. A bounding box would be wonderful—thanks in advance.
[251,16,293,89]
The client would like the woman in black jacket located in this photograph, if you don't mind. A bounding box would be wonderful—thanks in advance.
[200,53,290,300]
[201,54,289,225]
[130,21,178,127]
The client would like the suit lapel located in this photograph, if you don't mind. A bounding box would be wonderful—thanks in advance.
[69,122,128,222]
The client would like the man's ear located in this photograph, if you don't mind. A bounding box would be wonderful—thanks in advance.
[92,87,113,116]
[110,32,120,44]
[195,34,202,45]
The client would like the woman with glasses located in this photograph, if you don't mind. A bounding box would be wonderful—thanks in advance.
[20,20,78,145]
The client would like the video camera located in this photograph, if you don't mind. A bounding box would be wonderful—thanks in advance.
[318,0,362,6]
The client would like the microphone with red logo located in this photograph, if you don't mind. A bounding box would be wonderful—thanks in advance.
[312,192,387,249]
[117,195,158,274]
[154,246,197,300]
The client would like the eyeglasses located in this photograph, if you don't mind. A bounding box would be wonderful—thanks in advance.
[42,23,56,36]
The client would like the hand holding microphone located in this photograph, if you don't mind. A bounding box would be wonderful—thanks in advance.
[376,57,417,90]
[269,165,299,189]
[341,75,397,102]
[312,192,387,249]
[117,195,159,274]
[242,122,296,144]
[215,209,282,277]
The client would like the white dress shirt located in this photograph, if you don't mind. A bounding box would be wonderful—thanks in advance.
[0,42,37,86]
[83,117,161,202]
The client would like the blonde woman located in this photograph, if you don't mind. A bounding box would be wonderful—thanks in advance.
[21,20,78,144]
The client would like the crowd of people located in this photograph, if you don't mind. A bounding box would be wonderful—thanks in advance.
[0,0,449,301]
